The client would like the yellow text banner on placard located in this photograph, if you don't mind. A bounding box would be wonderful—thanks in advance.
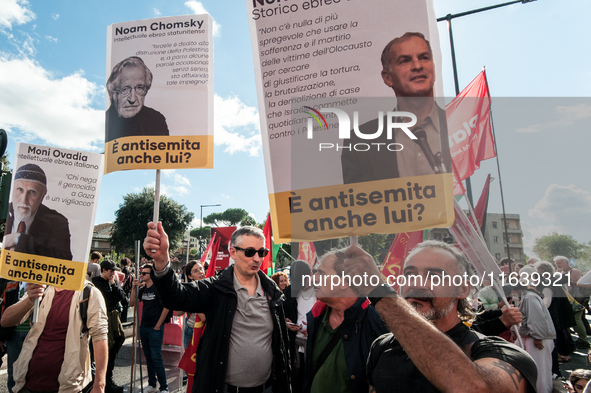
[271,174,455,243]
[0,250,88,291]
[104,135,213,174]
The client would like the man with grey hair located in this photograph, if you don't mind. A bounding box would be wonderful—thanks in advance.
[303,249,388,393]
[3,163,72,260]
[105,56,169,142]
[342,32,450,183]
[143,223,290,393]
[344,240,538,392]
[554,255,581,292]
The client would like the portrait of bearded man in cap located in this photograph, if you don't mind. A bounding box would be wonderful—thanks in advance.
[3,163,72,260]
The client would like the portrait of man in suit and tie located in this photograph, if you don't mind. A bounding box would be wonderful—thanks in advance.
[3,163,72,260]
[341,32,451,184]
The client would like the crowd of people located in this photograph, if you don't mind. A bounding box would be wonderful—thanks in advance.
[1,227,591,393]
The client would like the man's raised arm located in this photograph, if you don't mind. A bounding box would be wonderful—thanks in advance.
[344,246,531,393]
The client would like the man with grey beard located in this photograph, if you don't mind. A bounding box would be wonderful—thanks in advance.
[2,164,71,260]
[303,250,388,393]
[343,240,538,393]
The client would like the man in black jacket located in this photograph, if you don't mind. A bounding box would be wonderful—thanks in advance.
[92,260,128,393]
[144,224,291,393]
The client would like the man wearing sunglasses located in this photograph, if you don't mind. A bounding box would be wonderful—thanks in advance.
[144,223,290,393]
[105,56,169,142]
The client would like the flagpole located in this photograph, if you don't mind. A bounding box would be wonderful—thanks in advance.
[464,192,485,240]
[130,240,139,392]
[482,68,512,268]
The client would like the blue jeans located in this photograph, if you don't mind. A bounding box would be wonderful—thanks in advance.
[183,323,194,350]
[6,331,29,393]
[140,325,168,391]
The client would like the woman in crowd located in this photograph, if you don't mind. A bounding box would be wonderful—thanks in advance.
[180,260,206,349]
[271,270,290,293]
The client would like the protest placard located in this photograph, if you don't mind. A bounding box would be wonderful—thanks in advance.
[0,143,103,291]
[104,14,214,174]
[248,0,454,241]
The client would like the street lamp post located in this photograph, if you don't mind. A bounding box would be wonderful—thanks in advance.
[186,226,192,265]
[437,0,536,264]
[200,204,221,254]
[437,0,536,206]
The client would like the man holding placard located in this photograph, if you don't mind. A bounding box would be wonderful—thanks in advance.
[2,283,108,393]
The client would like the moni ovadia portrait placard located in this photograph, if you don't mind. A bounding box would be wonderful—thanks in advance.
[247,0,454,242]
[0,143,104,291]
[105,14,214,174]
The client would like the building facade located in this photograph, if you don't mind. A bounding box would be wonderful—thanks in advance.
[425,212,524,264]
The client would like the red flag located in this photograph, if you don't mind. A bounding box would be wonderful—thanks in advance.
[205,237,221,277]
[261,214,272,274]
[199,232,217,263]
[298,242,318,267]
[446,71,496,183]
[380,231,423,291]
[469,174,492,236]
[178,317,206,392]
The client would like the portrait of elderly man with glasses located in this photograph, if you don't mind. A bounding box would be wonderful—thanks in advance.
[105,56,169,142]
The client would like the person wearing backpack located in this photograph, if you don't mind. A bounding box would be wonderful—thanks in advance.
[1,282,108,393]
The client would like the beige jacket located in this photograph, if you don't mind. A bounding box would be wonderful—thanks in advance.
[13,283,108,393]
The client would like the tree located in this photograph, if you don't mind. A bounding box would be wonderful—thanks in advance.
[533,233,584,261]
[110,187,194,256]
[275,243,292,270]
[191,226,211,241]
[204,208,256,227]
[358,233,389,262]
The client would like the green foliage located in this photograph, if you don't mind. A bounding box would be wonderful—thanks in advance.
[203,208,255,227]
[358,233,389,262]
[533,233,584,261]
[275,243,292,270]
[191,226,211,240]
[190,248,198,257]
[110,187,194,256]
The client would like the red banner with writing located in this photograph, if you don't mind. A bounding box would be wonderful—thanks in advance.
[446,71,496,192]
